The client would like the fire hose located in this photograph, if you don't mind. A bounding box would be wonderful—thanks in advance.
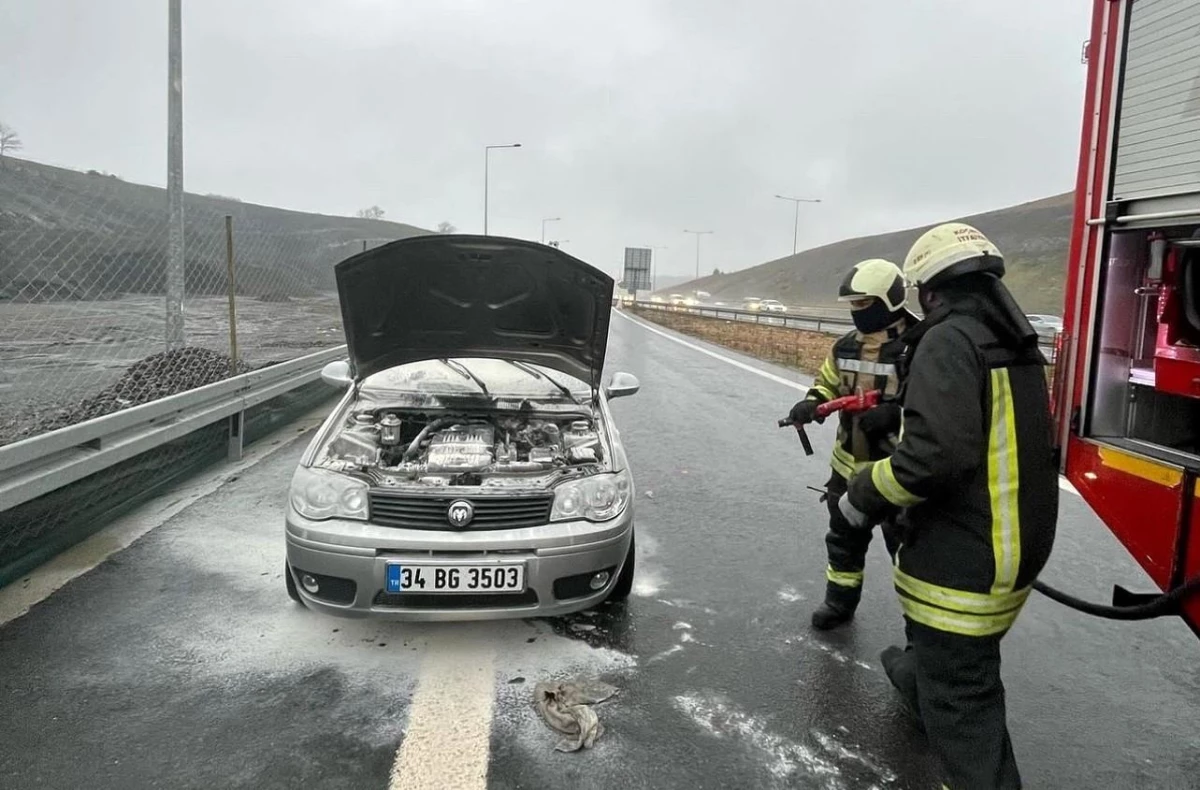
[1030,576,1200,621]
[779,389,1200,621]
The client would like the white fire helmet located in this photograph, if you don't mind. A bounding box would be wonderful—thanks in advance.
[903,222,1004,288]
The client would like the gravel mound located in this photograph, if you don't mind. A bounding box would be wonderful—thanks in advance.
[6,347,256,444]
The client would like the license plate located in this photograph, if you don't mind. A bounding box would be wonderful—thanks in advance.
[385,562,526,594]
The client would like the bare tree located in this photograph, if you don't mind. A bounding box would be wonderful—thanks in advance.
[436,221,457,233]
[0,123,22,162]
[356,205,385,220]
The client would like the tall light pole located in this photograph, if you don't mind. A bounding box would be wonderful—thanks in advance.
[683,229,713,280]
[165,0,185,350]
[484,143,521,235]
[541,216,561,244]
[774,194,821,256]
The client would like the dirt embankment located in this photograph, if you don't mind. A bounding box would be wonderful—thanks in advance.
[628,307,833,376]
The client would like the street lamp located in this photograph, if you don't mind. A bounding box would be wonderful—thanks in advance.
[774,194,822,256]
[683,229,713,279]
[484,143,522,235]
[541,217,561,244]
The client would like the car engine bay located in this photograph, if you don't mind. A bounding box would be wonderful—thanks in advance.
[316,408,607,486]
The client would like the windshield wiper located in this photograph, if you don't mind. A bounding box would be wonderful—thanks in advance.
[506,360,580,404]
[439,359,490,398]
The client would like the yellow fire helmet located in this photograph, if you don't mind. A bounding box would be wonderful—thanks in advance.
[837,258,907,312]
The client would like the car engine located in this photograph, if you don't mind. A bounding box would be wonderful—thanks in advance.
[317,410,605,484]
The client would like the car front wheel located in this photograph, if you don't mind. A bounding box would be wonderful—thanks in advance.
[606,531,636,602]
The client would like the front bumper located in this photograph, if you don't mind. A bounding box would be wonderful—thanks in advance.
[284,506,634,621]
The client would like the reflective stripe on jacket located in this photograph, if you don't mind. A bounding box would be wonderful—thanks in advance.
[805,313,919,479]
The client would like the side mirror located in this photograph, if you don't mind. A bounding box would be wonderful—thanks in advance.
[604,371,640,400]
[321,360,353,388]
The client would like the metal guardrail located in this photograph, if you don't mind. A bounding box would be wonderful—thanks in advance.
[629,300,854,335]
[0,345,346,512]
[625,300,1059,358]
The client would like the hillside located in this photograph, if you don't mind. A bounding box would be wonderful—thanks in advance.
[661,192,1075,315]
[0,158,431,301]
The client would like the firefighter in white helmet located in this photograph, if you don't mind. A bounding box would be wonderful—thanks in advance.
[839,223,1058,790]
[786,258,920,629]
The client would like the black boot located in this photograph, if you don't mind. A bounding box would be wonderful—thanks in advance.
[881,645,925,733]
[811,600,855,630]
[811,581,860,630]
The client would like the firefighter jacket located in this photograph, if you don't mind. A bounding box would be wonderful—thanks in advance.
[805,311,921,480]
[847,295,1059,638]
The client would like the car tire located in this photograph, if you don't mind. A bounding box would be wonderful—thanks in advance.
[285,561,303,604]
[606,531,636,602]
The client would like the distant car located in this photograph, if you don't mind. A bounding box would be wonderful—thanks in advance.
[1026,314,1063,335]
[743,297,763,311]
[285,234,641,621]
[649,295,665,304]
[759,299,788,313]
[668,293,687,306]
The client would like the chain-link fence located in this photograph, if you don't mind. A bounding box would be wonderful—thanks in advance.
[0,156,431,584]
[0,157,428,447]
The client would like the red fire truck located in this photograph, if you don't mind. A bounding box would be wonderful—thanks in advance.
[1054,0,1200,636]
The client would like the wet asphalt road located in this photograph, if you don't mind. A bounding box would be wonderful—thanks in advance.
[1,309,1198,790]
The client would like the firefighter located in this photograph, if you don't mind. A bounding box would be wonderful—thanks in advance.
[787,258,920,630]
[839,223,1058,790]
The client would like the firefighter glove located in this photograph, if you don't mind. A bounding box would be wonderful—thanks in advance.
[858,402,901,440]
[789,399,824,425]
[838,494,869,529]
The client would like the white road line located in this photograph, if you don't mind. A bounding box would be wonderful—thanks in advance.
[615,308,1083,497]
[389,634,496,790]
[0,405,332,627]
[612,308,811,392]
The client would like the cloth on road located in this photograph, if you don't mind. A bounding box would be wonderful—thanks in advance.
[533,677,619,752]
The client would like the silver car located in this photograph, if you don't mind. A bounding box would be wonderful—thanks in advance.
[284,234,640,621]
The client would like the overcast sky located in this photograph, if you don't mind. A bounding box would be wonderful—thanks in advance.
[1,0,1092,280]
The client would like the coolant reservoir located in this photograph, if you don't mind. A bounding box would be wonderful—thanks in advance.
[379,413,402,446]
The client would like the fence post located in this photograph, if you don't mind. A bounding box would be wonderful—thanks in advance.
[224,215,244,462]
[225,215,239,374]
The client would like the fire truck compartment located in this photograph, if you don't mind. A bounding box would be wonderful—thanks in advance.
[1088,227,1200,461]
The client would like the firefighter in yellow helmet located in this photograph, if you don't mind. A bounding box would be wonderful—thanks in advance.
[839,223,1058,790]
[786,258,920,629]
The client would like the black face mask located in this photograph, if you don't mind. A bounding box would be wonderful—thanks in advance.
[851,300,901,333]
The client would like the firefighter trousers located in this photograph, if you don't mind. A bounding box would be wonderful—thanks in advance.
[822,471,902,612]
[882,619,1022,790]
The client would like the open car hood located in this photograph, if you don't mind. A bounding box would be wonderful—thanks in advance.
[334,235,614,393]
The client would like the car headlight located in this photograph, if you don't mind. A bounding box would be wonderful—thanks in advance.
[289,466,368,521]
[551,471,631,523]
